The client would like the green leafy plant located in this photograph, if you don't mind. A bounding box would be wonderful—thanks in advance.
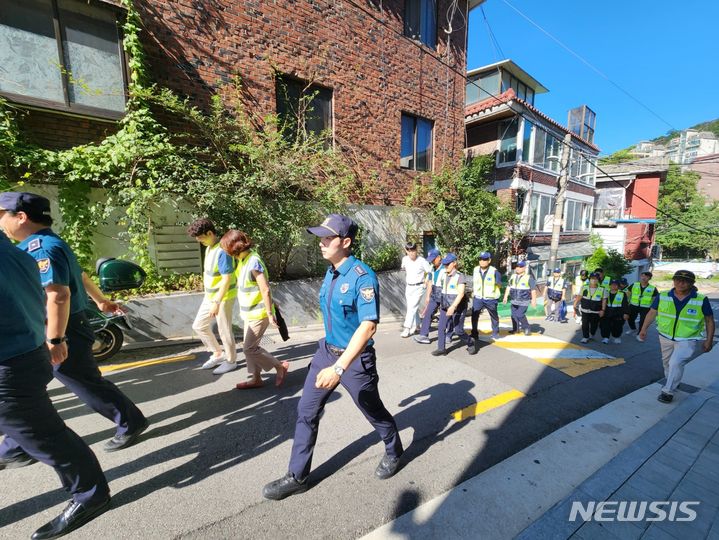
[364,242,401,272]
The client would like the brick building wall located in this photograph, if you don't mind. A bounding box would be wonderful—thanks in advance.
[12,0,469,205]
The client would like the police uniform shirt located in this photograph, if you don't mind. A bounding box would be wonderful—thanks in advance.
[509,273,536,306]
[650,289,713,317]
[18,228,88,314]
[0,233,47,362]
[319,255,380,349]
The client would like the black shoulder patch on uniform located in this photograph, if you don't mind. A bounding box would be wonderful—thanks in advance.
[28,238,42,252]
[353,265,367,276]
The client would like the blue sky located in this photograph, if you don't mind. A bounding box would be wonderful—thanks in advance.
[467,0,719,154]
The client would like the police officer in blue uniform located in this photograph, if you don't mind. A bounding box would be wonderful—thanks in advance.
[0,192,147,456]
[262,214,403,500]
[0,230,111,539]
[413,248,444,344]
[431,253,470,356]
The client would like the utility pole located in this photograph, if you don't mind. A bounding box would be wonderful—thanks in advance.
[547,133,573,274]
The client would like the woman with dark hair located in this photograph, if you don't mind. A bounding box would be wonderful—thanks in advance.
[220,230,289,389]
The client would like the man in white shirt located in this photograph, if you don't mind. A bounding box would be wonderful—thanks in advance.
[400,242,431,337]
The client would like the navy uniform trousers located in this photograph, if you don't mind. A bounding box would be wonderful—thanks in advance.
[0,346,109,505]
[0,311,145,459]
[288,339,403,480]
[510,303,530,331]
[470,298,500,338]
[436,298,469,352]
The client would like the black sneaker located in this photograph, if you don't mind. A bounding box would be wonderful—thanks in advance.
[657,392,674,403]
[0,453,38,470]
[104,418,149,452]
[375,454,402,479]
[262,472,308,500]
[468,339,480,355]
[431,349,447,356]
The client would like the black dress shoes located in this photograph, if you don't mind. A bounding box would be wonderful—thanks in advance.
[262,472,308,500]
[32,497,111,539]
[0,453,38,470]
[430,349,447,356]
[375,453,402,479]
[657,392,674,403]
[104,418,149,452]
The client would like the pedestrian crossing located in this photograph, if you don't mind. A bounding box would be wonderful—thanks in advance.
[485,332,624,377]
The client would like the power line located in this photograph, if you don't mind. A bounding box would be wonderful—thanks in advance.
[480,5,505,61]
[497,0,677,131]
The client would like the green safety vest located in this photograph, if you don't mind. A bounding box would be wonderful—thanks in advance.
[630,283,656,307]
[236,251,272,321]
[601,275,611,287]
[203,243,237,301]
[608,291,626,308]
[581,285,606,308]
[656,292,706,341]
[472,265,501,299]
[443,271,463,297]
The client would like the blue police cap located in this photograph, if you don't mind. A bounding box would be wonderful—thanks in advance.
[307,214,358,240]
[619,278,628,285]
[516,261,527,268]
[0,191,51,218]
[610,279,620,285]
[589,272,600,279]
[441,252,457,264]
[479,251,491,260]
[427,248,441,260]
[553,267,561,273]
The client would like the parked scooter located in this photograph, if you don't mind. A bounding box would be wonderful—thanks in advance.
[86,258,146,362]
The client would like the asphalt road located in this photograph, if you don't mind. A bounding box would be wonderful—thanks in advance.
[2,306,702,539]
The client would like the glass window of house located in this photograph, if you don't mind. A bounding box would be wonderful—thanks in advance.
[522,119,533,162]
[526,87,535,105]
[532,262,547,282]
[565,200,575,231]
[498,117,519,165]
[400,113,433,171]
[0,0,126,115]
[544,134,561,172]
[479,71,500,101]
[276,75,333,143]
[533,128,547,167]
[466,77,479,105]
[404,0,437,48]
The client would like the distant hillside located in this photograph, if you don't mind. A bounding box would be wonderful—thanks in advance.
[600,117,719,163]
[651,118,719,146]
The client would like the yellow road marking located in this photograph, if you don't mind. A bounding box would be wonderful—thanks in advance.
[452,389,525,421]
[99,354,196,374]
[534,357,625,377]
[491,340,585,350]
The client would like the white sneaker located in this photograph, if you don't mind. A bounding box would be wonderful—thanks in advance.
[613,338,622,344]
[580,338,589,343]
[602,338,609,344]
[575,318,582,325]
[400,328,411,338]
[625,330,633,335]
[636,335,645,342]
[213,361,238,375]
[202,356,224,370]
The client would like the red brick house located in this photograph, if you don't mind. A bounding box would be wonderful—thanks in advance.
[464,60,600,281]
[593,158,669,280]
[1,0,484,205]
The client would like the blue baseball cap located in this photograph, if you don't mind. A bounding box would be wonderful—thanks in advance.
[619,278,628,285]
[442,252,457,264]
[427,248,441,261]
[553,267,561,273]
[610,279,620,285]
[479,251,492,260]
[589,272,600,279]
[0,191,51,218]
[516,261,527,268]
[307,214,358,240]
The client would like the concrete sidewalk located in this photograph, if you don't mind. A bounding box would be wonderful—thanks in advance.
[364,344,719,539]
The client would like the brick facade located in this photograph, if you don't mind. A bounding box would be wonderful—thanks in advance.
[12,0,469,205]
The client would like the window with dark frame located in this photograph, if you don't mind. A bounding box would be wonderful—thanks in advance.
[404,0,437,48]
[275,75,333,143]
[400,113,433,172]
[0,0,127,117]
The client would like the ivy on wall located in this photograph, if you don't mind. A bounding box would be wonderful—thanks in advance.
[0,0,352,281]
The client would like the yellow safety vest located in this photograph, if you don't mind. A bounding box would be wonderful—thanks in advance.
[236,251,271,321]
[472,265,501,299]
[601,276,611,287]
[203,243,237,301]
[630,284,656,307]
[443,271,463,297]
[656,292,706,341]
[608,291,626,308]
